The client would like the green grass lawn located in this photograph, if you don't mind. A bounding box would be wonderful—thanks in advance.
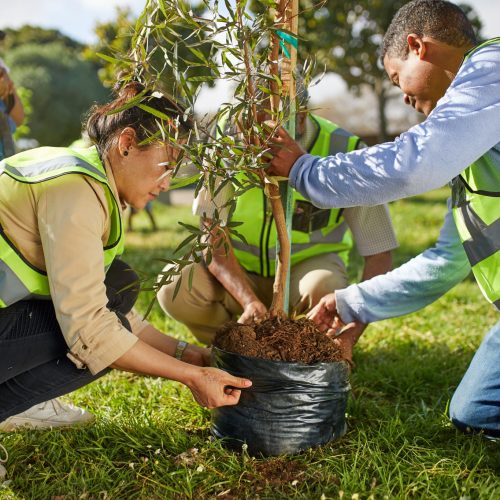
[1,188,499,499]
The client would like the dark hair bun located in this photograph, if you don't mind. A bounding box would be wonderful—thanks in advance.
[85,80,191,154]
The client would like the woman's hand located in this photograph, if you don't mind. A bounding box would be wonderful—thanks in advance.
[182,344,211,367]
[187,367,252,409]
[238,300,268,324]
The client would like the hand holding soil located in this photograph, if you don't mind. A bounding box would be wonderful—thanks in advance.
[329,322,367,363]
[307,292,343,336]
[186,366,252,409]
[238,300,268,324]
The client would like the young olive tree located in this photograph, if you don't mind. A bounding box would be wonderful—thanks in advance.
[128,0,301,317]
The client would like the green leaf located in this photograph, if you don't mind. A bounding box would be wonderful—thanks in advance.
[178,221,204,235]
[228,229,248,245]
[95,52,121,65]
[172,273,183,301]
[187,265,195,291]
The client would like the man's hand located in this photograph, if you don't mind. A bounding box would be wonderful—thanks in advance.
[307,293,342,336]
[307,292,366,363]
[266,124,306,177]
[238,300,268,324]
[330,321,366,363]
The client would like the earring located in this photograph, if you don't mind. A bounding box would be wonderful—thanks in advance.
[123,150,129,156]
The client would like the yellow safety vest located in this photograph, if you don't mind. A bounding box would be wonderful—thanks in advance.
[451,37,500,310]
[0,146,124,307]
[229,114,361,276]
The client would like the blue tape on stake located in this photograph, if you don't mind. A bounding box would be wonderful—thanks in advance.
[276,30,298,58]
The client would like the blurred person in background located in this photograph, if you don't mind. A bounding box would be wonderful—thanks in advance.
[0,30,24,160]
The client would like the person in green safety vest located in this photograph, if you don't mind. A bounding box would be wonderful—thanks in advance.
[157,93,398,346]
[0,82,251,443]
[268,0,500,439]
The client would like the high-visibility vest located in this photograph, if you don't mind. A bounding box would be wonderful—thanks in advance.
[229,114,361,276]
[0,146,124,307]
[451,37,500,310]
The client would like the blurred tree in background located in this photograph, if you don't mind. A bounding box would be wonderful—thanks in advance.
[252,0,483,141]
[84,2,217,97]
[3,31,108,146]
[83,7,135,88]
[1,26,83,52]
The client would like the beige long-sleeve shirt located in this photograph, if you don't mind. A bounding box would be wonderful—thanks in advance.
[0,161,148,374]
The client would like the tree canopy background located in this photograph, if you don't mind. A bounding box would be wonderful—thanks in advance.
[251,0,483,140]
[1,27,109,146]
[0,1,485,145]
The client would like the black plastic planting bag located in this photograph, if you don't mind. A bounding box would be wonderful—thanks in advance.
[211,347,351,456]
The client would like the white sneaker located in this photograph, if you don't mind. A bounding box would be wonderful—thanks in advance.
[0,399,95,432]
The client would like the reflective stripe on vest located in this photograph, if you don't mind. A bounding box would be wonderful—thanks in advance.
[0,146,123,307]
[451,38,500,310]
[230,114,360,276]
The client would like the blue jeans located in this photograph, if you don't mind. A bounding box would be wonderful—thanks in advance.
[0,260,139,421]
[449,320,500,438]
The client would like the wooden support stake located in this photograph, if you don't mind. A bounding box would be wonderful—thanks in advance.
[268,0,299,316]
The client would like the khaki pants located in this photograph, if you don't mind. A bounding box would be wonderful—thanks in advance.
[157,253,347,345]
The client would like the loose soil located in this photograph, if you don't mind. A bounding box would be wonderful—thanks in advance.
[213,316,344,364]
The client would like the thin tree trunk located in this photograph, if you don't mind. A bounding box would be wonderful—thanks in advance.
[268,0,296,317]
[237,0,296,318]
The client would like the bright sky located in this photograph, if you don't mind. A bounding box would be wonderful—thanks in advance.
[2,0,497,45]
[2,0,498,113]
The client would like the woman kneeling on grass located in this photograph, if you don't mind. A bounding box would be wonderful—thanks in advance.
[0,82,251,435]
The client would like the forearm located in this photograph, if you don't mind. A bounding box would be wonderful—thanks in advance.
[361,251,392,281]
[205,224,258,308]
[136,324,180,356]
[110,338,199,385]
[136,324,208,365]
[208,257,258,308]
[337,208,470,323]
[290,71,500,209]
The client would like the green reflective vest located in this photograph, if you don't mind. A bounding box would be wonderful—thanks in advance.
[451,38,500,310]
[0,146,124,307]
[230,114,361,276]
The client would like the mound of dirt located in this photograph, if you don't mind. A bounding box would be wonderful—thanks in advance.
[213,316,344,364]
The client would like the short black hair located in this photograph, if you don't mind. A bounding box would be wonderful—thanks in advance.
[382,0,476,60]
